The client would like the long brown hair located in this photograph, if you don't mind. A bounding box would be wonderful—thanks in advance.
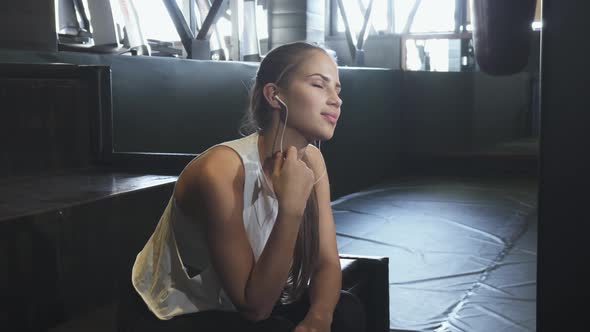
[240,41,327,303]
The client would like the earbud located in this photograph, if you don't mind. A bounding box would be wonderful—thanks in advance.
[272,95,288,156]
[274,95,287,109]
[267,94,326,186]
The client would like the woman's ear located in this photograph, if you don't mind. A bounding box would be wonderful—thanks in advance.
[262,83,282,110]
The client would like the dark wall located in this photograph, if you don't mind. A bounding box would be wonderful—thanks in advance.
[324,68,402,196]
[401,71,532,156]
[0,64,106,177]
[0,50,400,198]
[0,0,57,52]
[472,72,532,148]
[401,72,473,155]
[538,0,590,331]
[0,48,532,197]
[0,50,258,153]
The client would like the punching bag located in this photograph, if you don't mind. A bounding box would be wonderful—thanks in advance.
[470,0,536,75]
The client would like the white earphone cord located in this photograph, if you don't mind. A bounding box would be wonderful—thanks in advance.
[275,99,327,186]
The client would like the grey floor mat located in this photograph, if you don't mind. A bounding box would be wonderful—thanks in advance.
[332,177,537,331]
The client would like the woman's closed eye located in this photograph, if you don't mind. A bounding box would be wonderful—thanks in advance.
[310,80,341,95]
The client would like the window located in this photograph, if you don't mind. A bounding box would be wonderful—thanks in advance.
[401,0,463,71]
[405,39,452,71]
[56,0,269,60]
[332,0,457,36]
[330,0,466,70]
[133,0,269,60]
[409,0,455,33]
[335,0,393,36]
[135,0,180,42]
[393,0,417,33]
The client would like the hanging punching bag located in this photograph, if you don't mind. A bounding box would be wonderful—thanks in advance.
[470,0,536,75]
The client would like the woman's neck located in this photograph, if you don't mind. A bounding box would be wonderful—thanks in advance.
[258,125,310,174]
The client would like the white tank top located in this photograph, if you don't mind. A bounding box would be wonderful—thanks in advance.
[131,132,279,320]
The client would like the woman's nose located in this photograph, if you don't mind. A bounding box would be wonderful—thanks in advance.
[328,93,342,108]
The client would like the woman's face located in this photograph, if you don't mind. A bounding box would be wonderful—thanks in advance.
[280,50,342,141]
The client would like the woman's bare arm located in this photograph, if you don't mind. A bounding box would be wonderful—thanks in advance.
[175,146,312,321]
[303,146,342,326]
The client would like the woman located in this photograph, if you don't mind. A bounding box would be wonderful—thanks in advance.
[119,41,365,332]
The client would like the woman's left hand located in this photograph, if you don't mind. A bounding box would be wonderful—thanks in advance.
[294,314,331,332]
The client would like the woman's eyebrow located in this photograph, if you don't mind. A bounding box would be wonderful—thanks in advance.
[306,73,342,88]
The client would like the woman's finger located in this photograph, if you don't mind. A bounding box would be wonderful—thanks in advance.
[272,151,283,175]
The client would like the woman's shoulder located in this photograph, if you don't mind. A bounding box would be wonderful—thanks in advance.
[304,144,326,177]
[175,145,244,212]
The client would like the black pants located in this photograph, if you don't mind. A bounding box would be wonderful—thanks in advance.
[117,287,365,332]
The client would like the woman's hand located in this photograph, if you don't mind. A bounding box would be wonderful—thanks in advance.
[293,314,332,332]
[271,146,315,217]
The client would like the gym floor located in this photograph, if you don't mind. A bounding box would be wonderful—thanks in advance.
[333,175,537,331]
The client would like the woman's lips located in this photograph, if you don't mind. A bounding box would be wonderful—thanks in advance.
[321,113,338,124]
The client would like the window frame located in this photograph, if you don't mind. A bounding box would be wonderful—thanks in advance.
[329,0,396,38]
[400,31,472,71]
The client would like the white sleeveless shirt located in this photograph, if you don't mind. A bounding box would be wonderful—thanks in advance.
[131,132,279,320]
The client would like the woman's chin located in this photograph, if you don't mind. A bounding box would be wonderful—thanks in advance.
[302,127,336,143]
[315,130,335,142]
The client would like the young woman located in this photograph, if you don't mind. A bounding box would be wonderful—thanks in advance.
[118,41,365,332]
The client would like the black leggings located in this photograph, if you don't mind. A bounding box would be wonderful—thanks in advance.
[117,287,365,332]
